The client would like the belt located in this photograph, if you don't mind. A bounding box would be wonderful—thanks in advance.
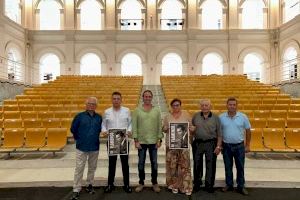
[223,141,244,146]
[194,138,217,143]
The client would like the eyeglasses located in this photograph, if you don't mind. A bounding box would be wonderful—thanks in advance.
[86,103,97,106]
[172,104,180,107]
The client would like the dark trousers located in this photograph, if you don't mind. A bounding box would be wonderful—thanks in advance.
[222,142,245,189]
[107,154,130,186]
[192,139,217,188]
[137,144,158,185]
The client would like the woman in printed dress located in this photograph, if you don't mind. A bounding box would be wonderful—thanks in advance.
[162,98,194,195]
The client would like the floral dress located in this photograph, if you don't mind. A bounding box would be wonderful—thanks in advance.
[163,110,193,194]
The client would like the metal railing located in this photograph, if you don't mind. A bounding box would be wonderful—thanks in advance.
[0,56,33,86]
[119,19,144,30]
[160,19,184,30]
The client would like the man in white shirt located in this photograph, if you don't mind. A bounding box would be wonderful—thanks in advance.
[101,91,132,193]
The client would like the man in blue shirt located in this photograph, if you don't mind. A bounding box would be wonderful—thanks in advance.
[70,97,102,200]
[219,97,251,196]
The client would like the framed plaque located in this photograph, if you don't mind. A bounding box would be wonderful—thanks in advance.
[108,128,128,155]
[169,122,189,149]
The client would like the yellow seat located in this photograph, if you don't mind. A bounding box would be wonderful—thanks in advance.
[19,105,34,111]
[53,111,70,118]
[285,128,300,151]
[253,110,269,118]
[249,128,269,152]
[262,128,294,152]
[241,110,253,118]
[267,118,286,128]
[289,104,300,110]
[42,118,61,128]
[270,110,287,119]
[287,110,300,118]
[21,111,38,119]
[17,128,46,151]
[39,128,67,152]
[3,105,19,111]
[3,119,23,129]
[273,104,288,110]
[249,118,267,128]
[0,128,25,152]
[34,105,49,111]
[37,111,54,119]
[23,119,42,129]
[3,111,21,119]
[258,104,273,110]
[286,118,300,128]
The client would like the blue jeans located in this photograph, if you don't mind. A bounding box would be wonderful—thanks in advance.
[138,144,158,185]
[222,142,245,189]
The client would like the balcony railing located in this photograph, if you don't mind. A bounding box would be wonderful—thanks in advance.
[160,19,184,30]
[119,19,144,30]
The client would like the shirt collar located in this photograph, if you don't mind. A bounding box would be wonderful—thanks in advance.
[200,111,212,118]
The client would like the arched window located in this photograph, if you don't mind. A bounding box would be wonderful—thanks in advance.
[201,0,223,29]
[282,47,298,81]
[284,0,300,23]
[120,0,142,30]
[5,0,21,24]
[202,53,223,75]
[7,48,23,81]
[39,0,61,30]
[161,0,183,30]
[80,53,101,75]
[39,53,60,83]
[80,0,102,30]
[121,53,142,76]
[243,53,263,81]
[161,53,182,75]
[241,0,264,29]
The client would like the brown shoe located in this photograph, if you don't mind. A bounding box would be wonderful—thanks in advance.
[135,184,144,193]
[152,184,161,193]
[222,186,234,192]
[237,187,249,195]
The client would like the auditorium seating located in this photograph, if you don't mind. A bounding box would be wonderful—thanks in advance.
[161,75,300,153]
[0,75,143,156]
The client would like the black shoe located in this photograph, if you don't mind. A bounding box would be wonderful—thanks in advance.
[222,186,234,192]
[205,187,214,193]
[70,192,79,200]
[104,185,115,193]
[237,187,249,195]
[85,184,95,194]
[123,185,132,193]
[193,185,201,193]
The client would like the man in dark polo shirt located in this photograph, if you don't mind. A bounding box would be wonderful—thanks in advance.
[192,99,222,193]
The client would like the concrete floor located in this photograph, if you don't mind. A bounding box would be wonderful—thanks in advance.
[0,141,300,189]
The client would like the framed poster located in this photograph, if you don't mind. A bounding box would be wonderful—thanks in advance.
[108,128,128,155]
[169,122,189,149]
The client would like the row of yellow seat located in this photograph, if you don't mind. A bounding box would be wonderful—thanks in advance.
[188,109,300,118]
[183,103,300,111]
[250,128,300,152]
[0,128,67,156]
[161,75,300,153]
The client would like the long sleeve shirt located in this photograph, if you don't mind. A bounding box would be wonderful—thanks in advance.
[101,106,132,132]
[71,111,102,152]
[132,106,163,144]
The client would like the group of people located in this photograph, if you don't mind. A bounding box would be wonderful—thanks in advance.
[70,90,251,200]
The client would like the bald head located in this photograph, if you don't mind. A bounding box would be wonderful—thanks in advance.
[85,97,98,112]
[199,99,211,114]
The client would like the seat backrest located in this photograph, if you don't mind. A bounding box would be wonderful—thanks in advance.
[25,128,46,148]
[263,128,285,149]
[46,128,67,148]
[285,128,300,148]
[2,128,25,148]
